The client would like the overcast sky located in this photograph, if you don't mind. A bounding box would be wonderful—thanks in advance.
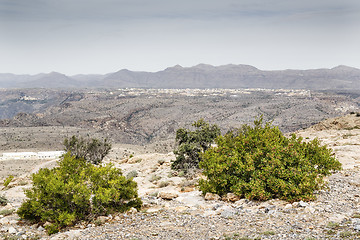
[1,0,360,75]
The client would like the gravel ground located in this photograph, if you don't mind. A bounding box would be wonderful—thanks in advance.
[1,115,360,240]
[65,169,360,240]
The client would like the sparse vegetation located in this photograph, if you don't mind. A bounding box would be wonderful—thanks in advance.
[179,179,196,188]
[167,172,176,178]
[178,171,185,177]
[158,181,170,188]
[149,191,159,197]
[3,175,14,187]
[126,170,138,179]
[17,153,142,235]
[18,180,28,186]
[0,208,15,216]
[0,195,8,206]
[327,221,340,229]
[199,117,342,202]
[63,135,111,164]
[339,231,353,238]
[172,119,220,173]
[149,175,162,183]
[262,230,276,235]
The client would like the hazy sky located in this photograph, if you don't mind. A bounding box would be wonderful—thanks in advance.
[1,0,360,74]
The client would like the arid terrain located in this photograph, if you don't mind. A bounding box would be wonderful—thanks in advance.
[1,88,359,153]
[0,114,360,239]
[1,88,360,239]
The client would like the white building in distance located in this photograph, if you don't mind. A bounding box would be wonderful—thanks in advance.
[0,151,65,160]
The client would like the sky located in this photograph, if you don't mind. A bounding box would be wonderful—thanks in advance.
[1,0,360,75]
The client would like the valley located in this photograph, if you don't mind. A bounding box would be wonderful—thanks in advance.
[0,88,359,152]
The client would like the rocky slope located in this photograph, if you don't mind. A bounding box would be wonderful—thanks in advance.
[2,88,359,151]
[1,114,360,239]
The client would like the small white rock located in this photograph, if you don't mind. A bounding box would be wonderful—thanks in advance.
[0,217,10,224]
[299,201,309,207]
[284,204,293,209]
[128,207,138,214]
[9,220,18,225]
[8,226,17,234]
[37,226,45,231]
[354,225,360,231]
[305,206,316,214]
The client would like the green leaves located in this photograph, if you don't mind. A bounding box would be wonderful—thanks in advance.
[63,136,111,165]
[172,119,220,173]
[199,117,342,202]
[17,153,141,234]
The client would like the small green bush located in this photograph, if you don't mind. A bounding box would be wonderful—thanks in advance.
[172,119,220,173]
[199,117,342,202]
[339,231,353,238]
[158,181,170,188]
[126,170,138,179]
[3,175,14,187]
[0,209,15,216]
[17,153,141,234]
[149,175,162,183]
[63,135,111,164]
[0,195,8,206]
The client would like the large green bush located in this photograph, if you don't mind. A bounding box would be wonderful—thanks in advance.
[172,119,220,173]
[199,117,342,202]
[17,153,141,234]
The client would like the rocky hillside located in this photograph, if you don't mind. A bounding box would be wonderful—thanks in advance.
[1,88,359,152]
[0,114,360,239]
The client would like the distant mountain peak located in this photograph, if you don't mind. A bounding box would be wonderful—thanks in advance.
[164,65,183,71]
[331,65,360,71]
[47,71,67,76]
[173,64,183,68]
[193,63,215,70]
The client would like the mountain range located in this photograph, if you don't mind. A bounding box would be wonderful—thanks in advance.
[1,64,360,89]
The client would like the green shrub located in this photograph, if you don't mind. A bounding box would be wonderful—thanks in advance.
[0,195,8,206]
[3,175,14,187]
[0,209,15,216]
[199,117,342,202]
[17,153,141,234]
[63,135,111,164]
[172,119,220,173]
[126,170,138,179]
[158,181,170,188]
[339,231,353,238]
[149,175,161,183]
